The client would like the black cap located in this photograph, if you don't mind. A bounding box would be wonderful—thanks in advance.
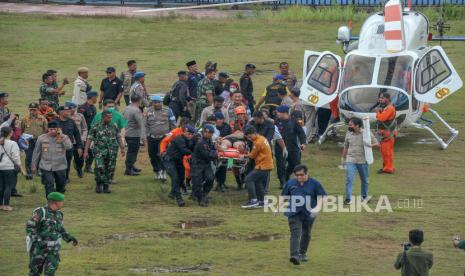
[0,92,8,98]
[245,63,256,69]
[48,120,59,128]
[177,70,188,76]
[56,106,71,112]
[218,72,229,78]
[186,60,196,67]
[106,67,116,73]
[29,103,39,109]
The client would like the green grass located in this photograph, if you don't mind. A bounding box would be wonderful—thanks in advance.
[0,13,465,275]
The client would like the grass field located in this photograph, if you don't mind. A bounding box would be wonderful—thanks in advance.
[0,11,465,276]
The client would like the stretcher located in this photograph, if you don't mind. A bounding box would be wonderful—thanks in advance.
[217,147,249,174]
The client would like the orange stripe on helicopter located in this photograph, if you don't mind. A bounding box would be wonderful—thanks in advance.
[384,30,402,40]
[384,5,401,22]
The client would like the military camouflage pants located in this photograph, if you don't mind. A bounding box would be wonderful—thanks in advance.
[29,243,60,276]
[94,150,117,185]
[194,98,209,125]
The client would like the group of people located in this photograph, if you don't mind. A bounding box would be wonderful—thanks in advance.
[0,58,408,274]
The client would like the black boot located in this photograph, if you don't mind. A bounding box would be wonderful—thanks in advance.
[132,166,142,173]
[103,184,111,194]
[95,184,103,193]
[235,174,243,190]
[77,168,83,178]
[176,197,186,207]
[199,196,209,207]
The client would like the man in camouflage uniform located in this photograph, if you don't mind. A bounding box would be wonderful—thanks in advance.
[195,68,216,123]
[40,74,66,111]
[0,92,10,123]
[120,60,137,106]
[129,71,149,110]
[26,192,78,276]
[84,110,125,193]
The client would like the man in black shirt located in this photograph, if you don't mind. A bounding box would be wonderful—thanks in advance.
[239,63,256,113]
[275,105,306,188]
[99,67,123,108]
[163,125,195,207]
[169,71,190,120]
[78,91,98,173]
[214,112,231,192]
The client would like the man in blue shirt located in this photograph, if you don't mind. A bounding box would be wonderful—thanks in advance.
[281,164,327,265]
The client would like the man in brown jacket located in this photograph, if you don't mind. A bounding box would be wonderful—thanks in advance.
[241,125,273,209]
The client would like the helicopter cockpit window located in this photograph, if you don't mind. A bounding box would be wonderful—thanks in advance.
[378,56,413,93]
[340,55,376,91]
[306,55,319,76]
[307,54,339,95]
[415,49,452,94]
[339,88,409,113]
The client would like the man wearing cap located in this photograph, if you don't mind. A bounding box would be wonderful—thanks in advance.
[217,72,234,96]
[85,110,125,193]
[186,60,204,100]
[129,71,149,110]
[123,94,146,176]
[40,74,66,111]
[195,68,216,123]
[26,192,78,276]
[72,67,92,106]
[256,75,290,119]
[99,67,123,108]
[241,125,273,208]
[200,95,229,125]
[163,125,195,207]
[0,92,10,124]
[191,124,217,207]
[21,103,48,180]
[56,106,83,182]
[32,121,73,196]
[276,105,307,188]
[145,95,176,180]
[66,102,88,178]
[240,63,256,113]
[168,71,190,120]
[120,60,138,106]
[78,91,98,173]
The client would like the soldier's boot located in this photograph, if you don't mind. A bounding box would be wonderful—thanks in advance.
[26,168,33,180]
[234,174,243,190]
[85,164,94,174]
[199,195,209,207]
[95,183,103,193]
[176,196,186,207]
[76,167,83,178]
[103,183,111,194]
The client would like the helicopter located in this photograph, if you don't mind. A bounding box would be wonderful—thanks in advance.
[300,0,465,149]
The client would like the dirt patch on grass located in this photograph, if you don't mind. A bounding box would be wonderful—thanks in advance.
[85,230,284,247]
[178,218,223,229]
[359,217,400,230]
[129,263,211,273]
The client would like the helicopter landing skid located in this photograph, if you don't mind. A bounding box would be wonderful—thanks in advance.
[318,122,346,145]
[412,108,459,150]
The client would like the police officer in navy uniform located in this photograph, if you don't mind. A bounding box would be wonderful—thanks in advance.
[78,91,98,173]
[214,112,231,192]
[275,105,307,188]
[190,124,217,207]
[163,125,196,207]
[239,63,256,113]
[56,106,83,183]
[168,71,190,120]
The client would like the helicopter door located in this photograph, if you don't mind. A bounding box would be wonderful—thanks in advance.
[302,50,322,79]
[301,51,342,107]
[414,46,463,104]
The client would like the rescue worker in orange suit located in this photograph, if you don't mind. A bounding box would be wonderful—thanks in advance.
[375,92,396,174]
[160,117,191,193]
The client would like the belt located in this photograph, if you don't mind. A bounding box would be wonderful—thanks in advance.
[44,240,61,246]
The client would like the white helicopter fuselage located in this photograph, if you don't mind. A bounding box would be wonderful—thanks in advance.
[301,7,463,149]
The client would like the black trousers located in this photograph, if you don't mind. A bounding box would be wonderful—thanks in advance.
[317,108,332,136]
[73,145,84,172]
[125,137,141,171]
[285,150,301,182]
[275,144,286,186]
[288,213,315,258]
[0,170,16,205]
[123,95,130,106]
[85,147,94,169]
[276,145,301,187]
[65,149,73,180]
[191,163,214,201]
[245,169,270,201]
[215,164,227,185]
[25,138,37,173]
[148,137,164,172]
[41,169,67,197]
[164,157,185,199]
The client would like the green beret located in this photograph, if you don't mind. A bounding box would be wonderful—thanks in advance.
[47,192,65,202]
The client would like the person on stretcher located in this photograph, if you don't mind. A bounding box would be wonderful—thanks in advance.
[217,106,249,154]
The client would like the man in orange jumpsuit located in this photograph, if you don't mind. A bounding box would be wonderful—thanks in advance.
[376,92,396,174]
